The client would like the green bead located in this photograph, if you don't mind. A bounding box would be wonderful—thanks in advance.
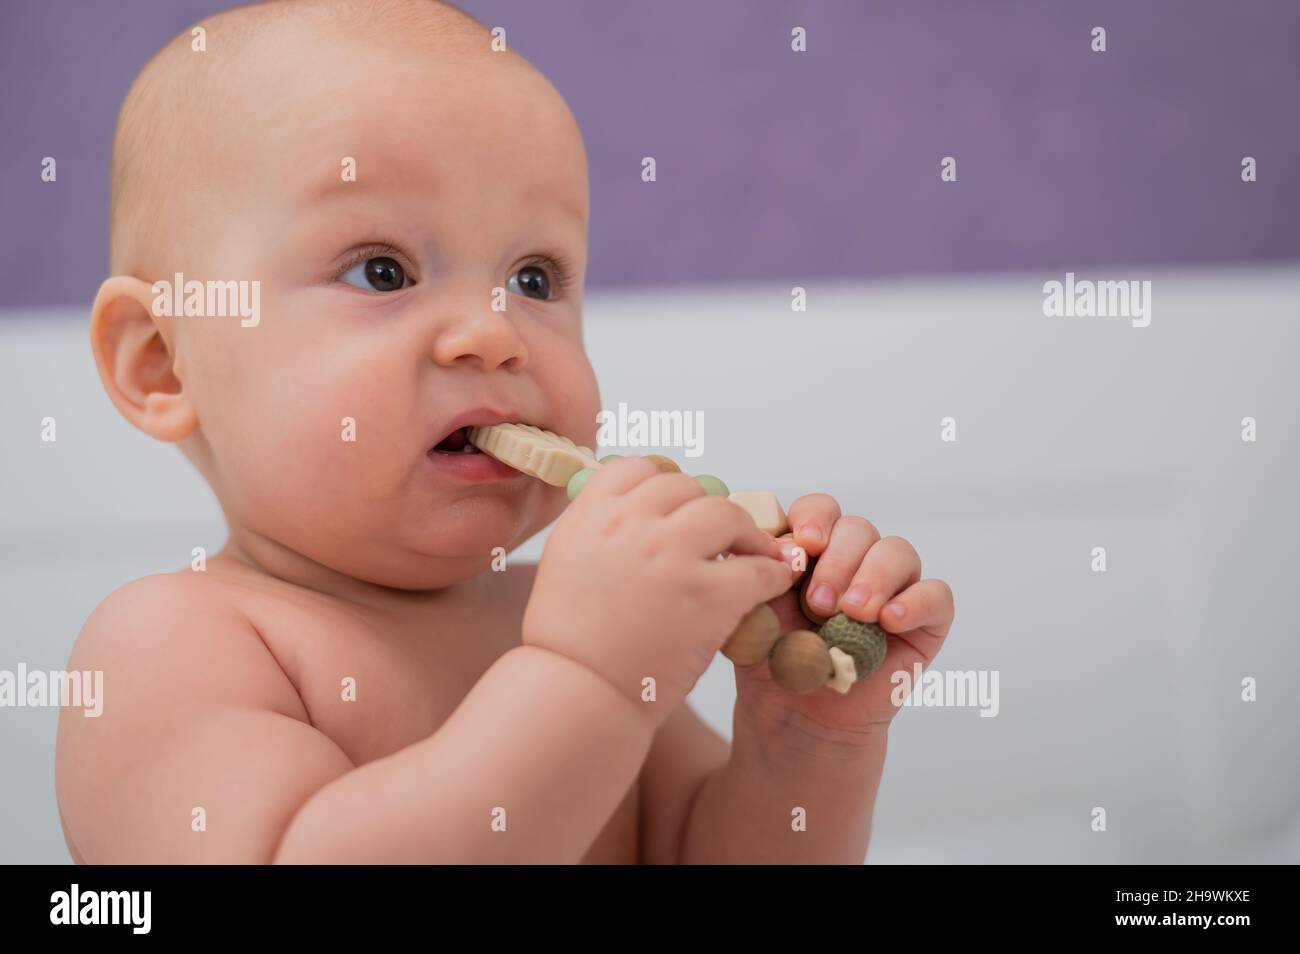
[598,454,623,465]
[818,613,888,681]
[694,474,730,497]
[566,466,597,500]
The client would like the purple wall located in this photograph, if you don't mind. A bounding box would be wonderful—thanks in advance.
[1,0,1297,310]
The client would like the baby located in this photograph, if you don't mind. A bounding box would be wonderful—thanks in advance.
[56,0,954,864]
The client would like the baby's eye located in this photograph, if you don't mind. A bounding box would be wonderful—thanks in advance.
[340,256,410,292]
[507,264,553,301]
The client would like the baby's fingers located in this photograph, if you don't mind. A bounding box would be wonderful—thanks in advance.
[838,534,920,622]
[713,553,796,613]
[802,516,880,619]
[668,494,781,561]
[877,579,955,656]
[576,455,661,500]
[785,493,842,556]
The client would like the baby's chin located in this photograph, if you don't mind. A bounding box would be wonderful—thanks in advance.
[249,484,562,592]
[318,548,509,592]
[271,535,513,593]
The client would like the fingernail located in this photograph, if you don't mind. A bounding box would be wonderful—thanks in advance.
[810,583,836,613]
[884,601,906,621]
[798,523,823,547]
[778,540,797,562]
[843,584,872,607]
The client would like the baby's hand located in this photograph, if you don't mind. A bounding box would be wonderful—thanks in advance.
[735,493,955,741]
[523,458,792,728]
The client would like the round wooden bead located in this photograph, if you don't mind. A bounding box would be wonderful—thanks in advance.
[565,466,597,500]
[694,474,730,497]
[644,454,680,474]
[769,629,833,693]
[720,603,781,665]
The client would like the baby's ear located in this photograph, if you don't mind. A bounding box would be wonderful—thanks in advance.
[90,276,197,442]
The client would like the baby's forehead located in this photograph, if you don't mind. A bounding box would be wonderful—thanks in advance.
[112,4,587,271]
[232,21,577,158]
[260,43,586,206]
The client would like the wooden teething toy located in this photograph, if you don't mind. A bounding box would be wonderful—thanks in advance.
[466,423,888,694]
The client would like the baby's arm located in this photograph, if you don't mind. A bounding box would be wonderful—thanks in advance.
[636,702,729,863]
[55,575,654,864]
[640,696,886,864]
[679,718,887,863]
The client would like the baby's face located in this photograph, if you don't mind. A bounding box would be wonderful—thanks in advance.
[172,26,599,589]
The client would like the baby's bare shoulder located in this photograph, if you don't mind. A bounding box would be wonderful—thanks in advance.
[83,567,240,621]
[56,571,339,862]
[68,569,304,712]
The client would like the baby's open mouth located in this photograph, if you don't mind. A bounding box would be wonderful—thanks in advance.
[427,421,599,487]
[430,427,483,455]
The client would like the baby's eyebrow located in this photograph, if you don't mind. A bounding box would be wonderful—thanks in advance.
[296,167,395,207]
[546,191,587,227]
[517,180,588,228]
[294,166,585,228]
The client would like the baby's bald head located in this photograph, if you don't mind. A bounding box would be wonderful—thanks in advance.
[108,0,492,277]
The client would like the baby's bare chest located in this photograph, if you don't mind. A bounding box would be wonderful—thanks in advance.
[266,604,501,758]
[245,583,639,863]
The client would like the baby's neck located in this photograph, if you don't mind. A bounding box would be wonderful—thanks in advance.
[218,525,478,614]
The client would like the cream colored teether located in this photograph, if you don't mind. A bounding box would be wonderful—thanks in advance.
[467,423,599,486]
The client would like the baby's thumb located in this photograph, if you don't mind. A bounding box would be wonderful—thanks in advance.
[717,552,794,613]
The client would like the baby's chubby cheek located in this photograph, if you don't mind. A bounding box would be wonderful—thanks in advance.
[187,329,414,542]
[547,349,603,450]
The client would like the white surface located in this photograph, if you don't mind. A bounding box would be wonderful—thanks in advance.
[2,264,1298,863]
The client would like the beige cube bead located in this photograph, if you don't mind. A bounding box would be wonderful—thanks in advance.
[727,491,789,536]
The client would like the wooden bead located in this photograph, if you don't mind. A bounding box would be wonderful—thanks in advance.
[769,629,833,693]
[799,586,831,626]
[720,603,781,665]
[644,454,680,474]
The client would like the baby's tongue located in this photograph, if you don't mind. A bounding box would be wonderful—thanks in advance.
[435,428,473,452]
